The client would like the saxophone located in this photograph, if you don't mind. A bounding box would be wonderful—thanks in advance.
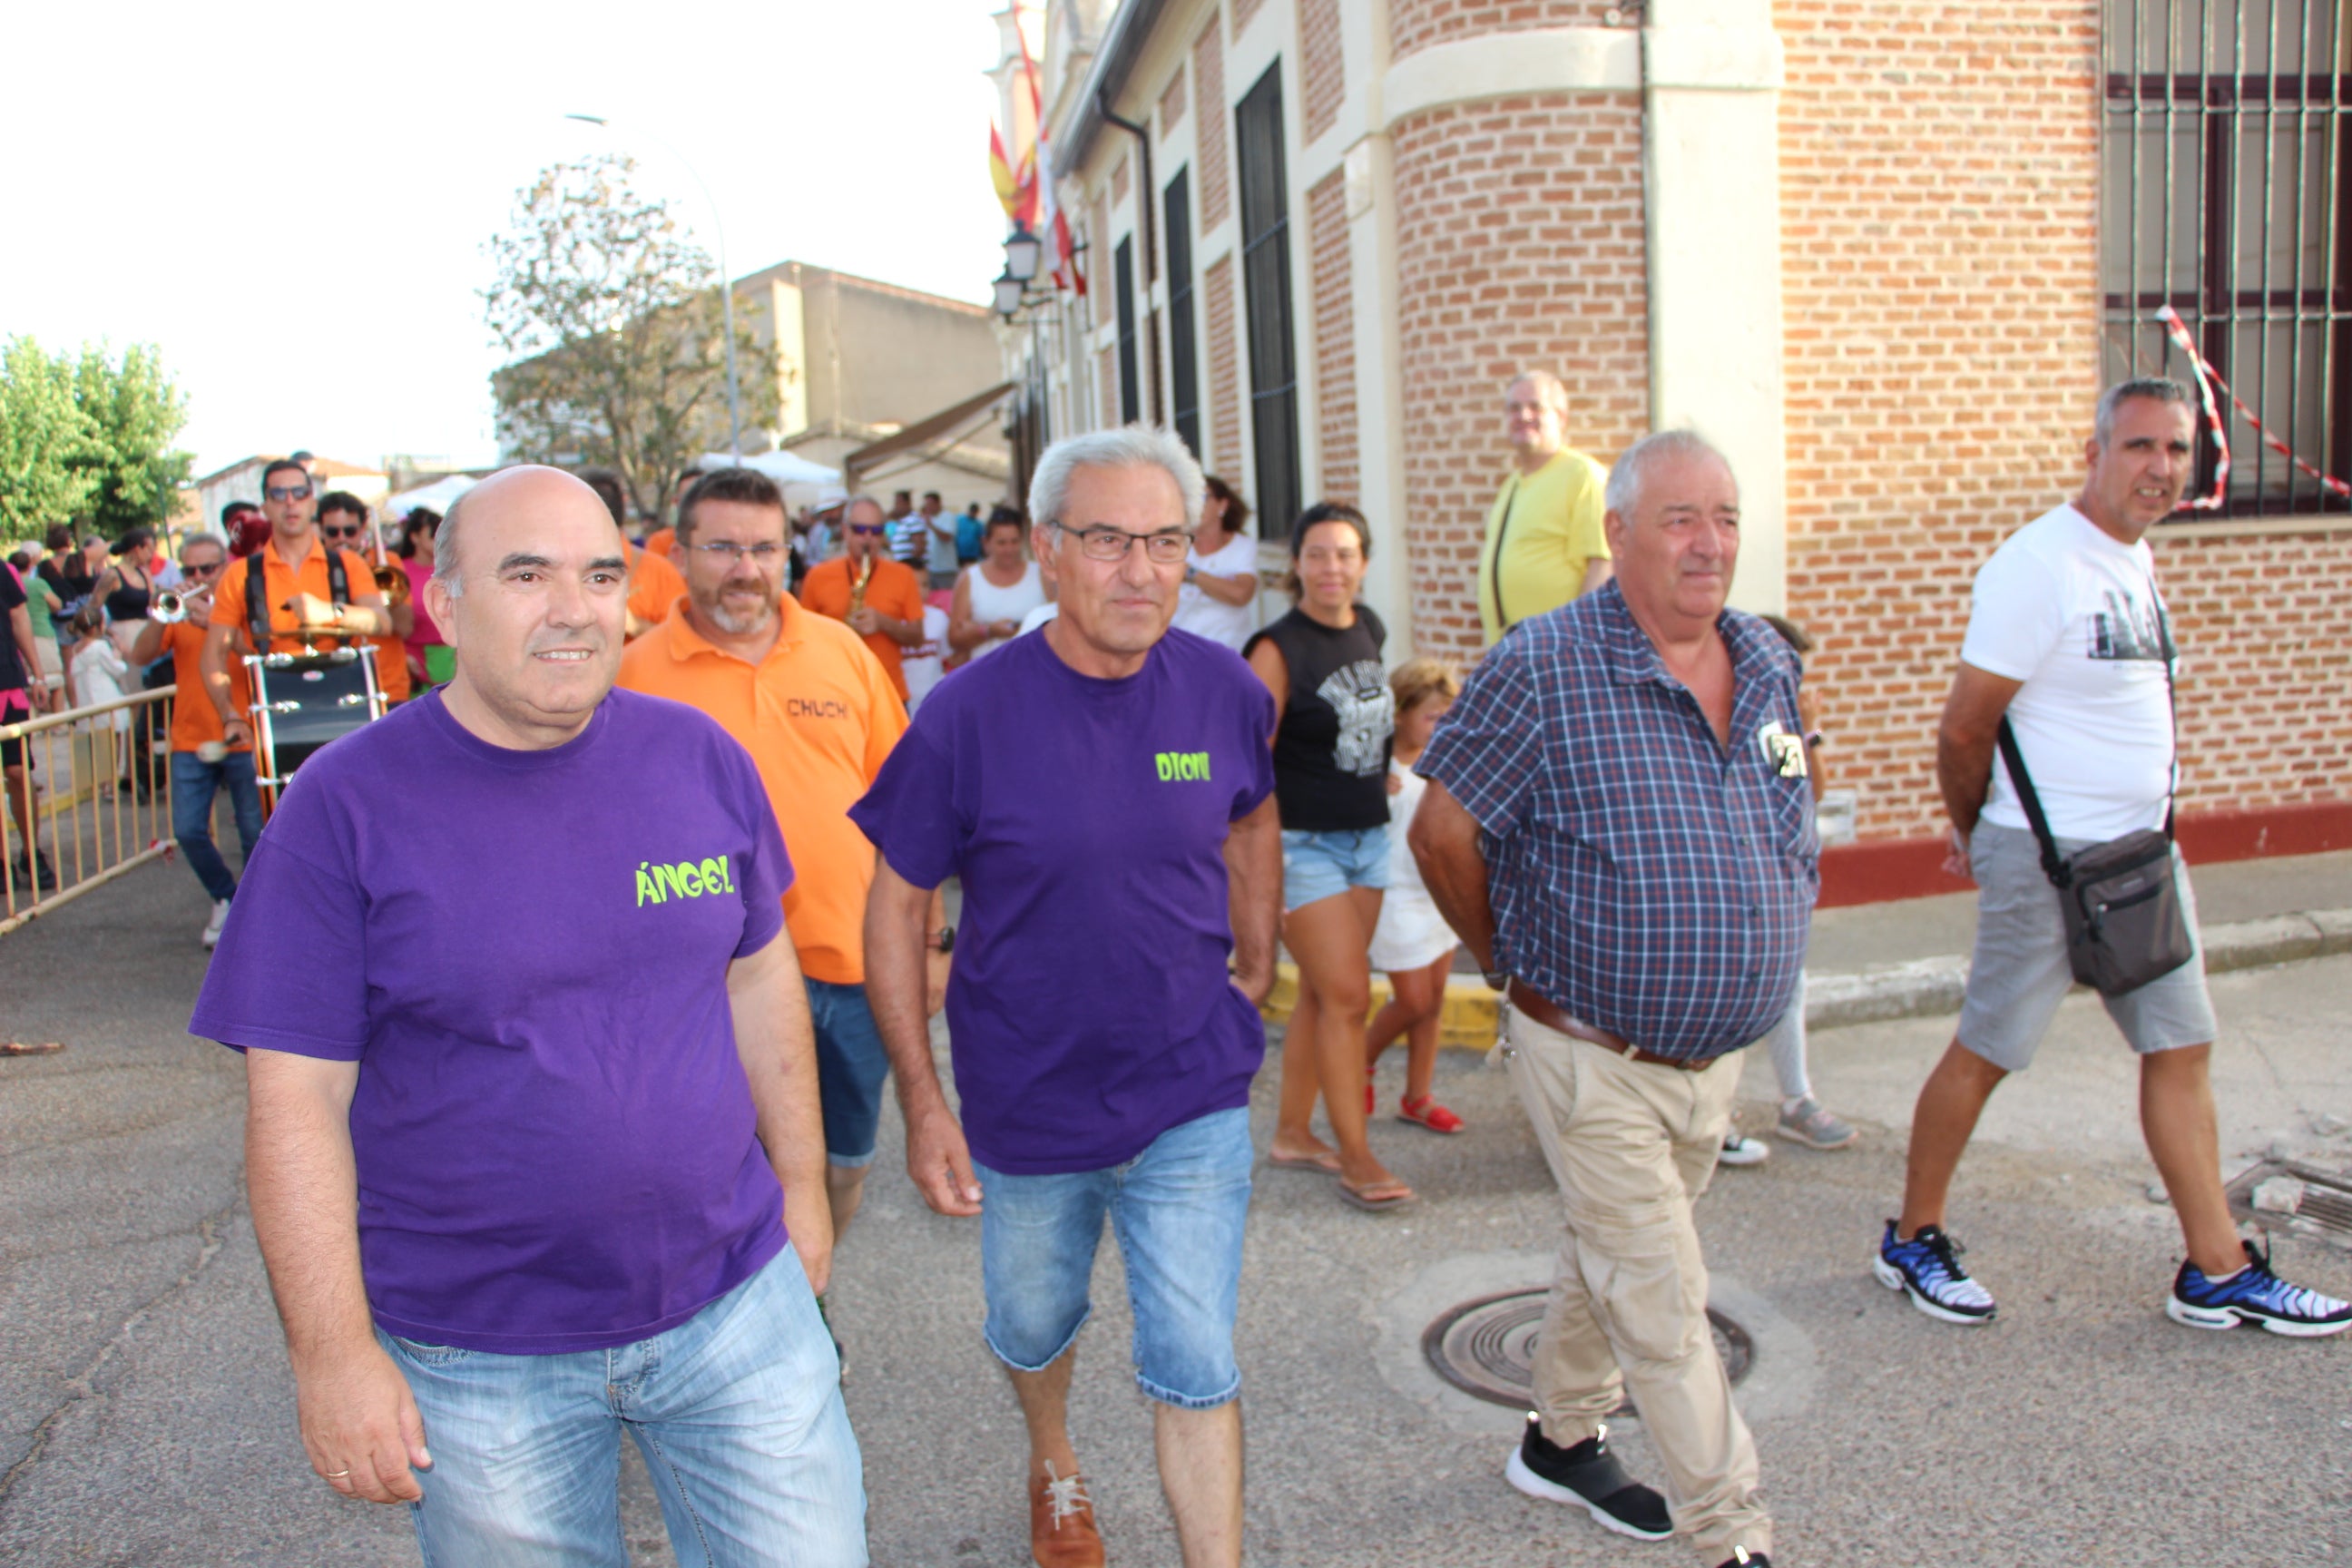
[848,554,874,616]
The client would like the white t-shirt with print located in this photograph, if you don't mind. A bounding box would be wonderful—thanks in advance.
[901,604,951,711]
[1961,503,2175,843]
[1170,534,1259,652]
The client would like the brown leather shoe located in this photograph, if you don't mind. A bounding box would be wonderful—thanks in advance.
[1029,1464,1104,1568]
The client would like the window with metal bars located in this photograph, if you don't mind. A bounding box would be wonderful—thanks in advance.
[1235,63,1302,534]
[2102,0,2352,514]
[1114,238,1142,425]
[1165,168,1202,458]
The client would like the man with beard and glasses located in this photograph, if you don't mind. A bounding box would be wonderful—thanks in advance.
[621,467,948,1279]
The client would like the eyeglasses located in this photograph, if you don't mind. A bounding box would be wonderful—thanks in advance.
[688,541,787,564]
[265,484,312,502]
[848,523,887,537]
[1054,523,1194,564]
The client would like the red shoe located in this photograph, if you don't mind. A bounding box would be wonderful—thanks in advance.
[1397,1094,1464,1134]
[1364,1063,1377,1116]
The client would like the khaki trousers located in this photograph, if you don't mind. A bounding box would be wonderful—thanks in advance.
[1502,1006,1770,1564]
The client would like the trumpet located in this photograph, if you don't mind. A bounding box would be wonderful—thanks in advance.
[152,590,188,624]
[374,563,411,608]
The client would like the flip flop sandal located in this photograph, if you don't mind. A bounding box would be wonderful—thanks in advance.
[1397,1095,1465,1134]
[1269,1148,1342,1176]
[1338,1177,1417,1212]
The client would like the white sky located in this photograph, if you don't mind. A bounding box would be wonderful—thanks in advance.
[1,0,1012,478]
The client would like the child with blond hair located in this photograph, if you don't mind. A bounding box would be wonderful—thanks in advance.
[1365,656,1467,1132]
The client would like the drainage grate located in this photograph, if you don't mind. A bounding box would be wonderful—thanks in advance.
[1422,1288,1752,1411]
[2223,1159,2352,1245]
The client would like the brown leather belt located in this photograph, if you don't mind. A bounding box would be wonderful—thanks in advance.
[1506,981,1710,1073]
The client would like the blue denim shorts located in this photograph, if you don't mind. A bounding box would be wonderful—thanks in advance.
[1280,825,1391,912]
[806,977,890,1167]
[975,1106,1253,1409]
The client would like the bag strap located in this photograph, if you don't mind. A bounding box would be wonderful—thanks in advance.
[327,548,351,608]
[1994,718,2073,888]
[2152,573,2178,841]
[1489,474,1520,634]
[245,552,270,654]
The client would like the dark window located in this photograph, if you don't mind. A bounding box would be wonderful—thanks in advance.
[1234,62,1300,533]
[1164,168,1201,457]
[1113,238,1142,425]
[2102,0,2352,514]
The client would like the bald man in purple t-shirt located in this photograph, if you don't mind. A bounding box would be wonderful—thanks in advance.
[857,427,1281,1568]
[191,466,866,1566]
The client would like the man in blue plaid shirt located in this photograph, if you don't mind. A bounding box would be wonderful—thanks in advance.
[1412,430,1816,1568]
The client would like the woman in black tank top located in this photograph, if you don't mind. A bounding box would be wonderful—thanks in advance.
[95,530,155,655]
[1244,503,1412,1211]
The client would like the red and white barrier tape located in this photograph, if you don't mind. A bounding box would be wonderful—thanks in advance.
[2154,304,2352,505]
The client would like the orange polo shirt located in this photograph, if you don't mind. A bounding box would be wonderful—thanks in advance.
[626,543,687,633]
[162,622,252,754]
[643,526,677,559]
[616,596,908,985]
[209,542,382,656]
[797,554,924,701]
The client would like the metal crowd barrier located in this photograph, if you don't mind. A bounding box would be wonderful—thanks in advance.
[0,685,180,937]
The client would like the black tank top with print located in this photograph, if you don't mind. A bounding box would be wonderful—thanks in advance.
[1246,605,1395,832]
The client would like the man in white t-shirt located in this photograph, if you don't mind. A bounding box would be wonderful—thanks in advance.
[1873,378,2349,1338]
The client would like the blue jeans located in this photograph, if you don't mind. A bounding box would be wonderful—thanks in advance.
[975,1106,1252,1409]
[378,1248,866,1568]
[170,750,262,903]
[805,977,889,1167]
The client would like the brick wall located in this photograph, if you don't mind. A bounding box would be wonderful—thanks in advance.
[1389,0,1616,64]
[1193,17,1231,231]
[1778,0,2106,839]
[1161,64,1189,134]
[1300,0,1346,142]
[1205,253,1242,484]
[1232,0,1267,38]
[1390,94,1651,661]
[1307,171,1358,504]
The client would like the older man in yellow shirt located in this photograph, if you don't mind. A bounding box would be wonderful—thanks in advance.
[1477,371,1613,645]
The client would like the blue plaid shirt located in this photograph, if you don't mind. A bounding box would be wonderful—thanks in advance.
[1416,583,1818,1062]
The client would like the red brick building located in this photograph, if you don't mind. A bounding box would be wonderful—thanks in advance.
[993,0,2352,900]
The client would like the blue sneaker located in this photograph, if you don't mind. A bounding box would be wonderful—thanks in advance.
[1874,1220,1997,1325]
[2167,1239,2352,1338]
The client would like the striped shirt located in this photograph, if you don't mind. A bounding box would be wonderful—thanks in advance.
[1416,582,1818,1062]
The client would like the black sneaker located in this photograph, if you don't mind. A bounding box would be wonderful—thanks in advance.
[9,853,57,893]
[1714,1551,1771,1568]
[1504,1412,1671,1541]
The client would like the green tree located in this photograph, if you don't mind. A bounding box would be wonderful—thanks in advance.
[485,153,779,522]
[69,343,192,536]
[0,336,99,540]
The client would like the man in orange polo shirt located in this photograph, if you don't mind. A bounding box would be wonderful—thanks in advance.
[317,491,413,704]
[200,458,394,762]
[796,495,926,701]
[619,466,947,1241]
[576,468,688,638]
[131,532,260,948]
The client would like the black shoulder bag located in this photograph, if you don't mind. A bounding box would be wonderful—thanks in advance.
[1992,595,2192,997]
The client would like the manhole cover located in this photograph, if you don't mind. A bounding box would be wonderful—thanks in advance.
[2224,1159,2352,1244]
[1423,1288,1752,1411]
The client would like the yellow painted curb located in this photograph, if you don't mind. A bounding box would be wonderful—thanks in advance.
[1259,961,1499,1052]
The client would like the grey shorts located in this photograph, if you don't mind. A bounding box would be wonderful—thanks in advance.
[1955,822,2218,1072]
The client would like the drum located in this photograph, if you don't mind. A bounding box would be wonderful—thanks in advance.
[246,647,384,800]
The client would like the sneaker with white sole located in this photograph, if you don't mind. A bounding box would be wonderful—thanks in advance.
[201,899,231,950]
[1875,1220,1997,1324]
[1504,1413,1671,1542]
[2167,1239,2352,1338]
[1775,1095,1857,1150]
[1718,1131,1769,1166]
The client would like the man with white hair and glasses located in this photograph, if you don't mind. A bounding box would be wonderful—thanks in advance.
[855,426,1282,1568]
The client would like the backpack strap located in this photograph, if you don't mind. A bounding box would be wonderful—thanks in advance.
[245,553,271,655]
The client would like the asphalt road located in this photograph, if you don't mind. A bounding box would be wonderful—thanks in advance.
[5,862,2349,1566]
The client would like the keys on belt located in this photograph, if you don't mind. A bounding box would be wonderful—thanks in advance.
[1504,981,1710,1073]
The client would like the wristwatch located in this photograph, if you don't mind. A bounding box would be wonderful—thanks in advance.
[926,925,956,955]
[1482,966,1508,992]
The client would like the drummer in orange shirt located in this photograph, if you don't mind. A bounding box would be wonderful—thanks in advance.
[619,466,948,1246]
[130,532,260,949]
[317,492,412,704]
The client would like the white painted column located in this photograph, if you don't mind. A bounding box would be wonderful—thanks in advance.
[1642,0,1788,613]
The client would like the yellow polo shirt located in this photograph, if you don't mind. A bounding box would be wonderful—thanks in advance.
[1477,448,1611,644]
[616,596,907,985]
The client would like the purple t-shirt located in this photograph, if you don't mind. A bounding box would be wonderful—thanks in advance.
[849,626,1277,1175]
[188,688,794,1354]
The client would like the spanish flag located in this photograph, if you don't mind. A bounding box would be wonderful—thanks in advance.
[990,123,1035,225]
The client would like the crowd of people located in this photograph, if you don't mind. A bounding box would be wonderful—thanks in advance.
[4,371,2337,1568]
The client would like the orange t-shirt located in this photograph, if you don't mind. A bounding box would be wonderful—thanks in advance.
[796,555,924,701]
[643,526,677,559]
[626,543,687,632]
[162,621,252,754]
[209,543,384,656]
[616,597,908,985]
[372,634,412,702]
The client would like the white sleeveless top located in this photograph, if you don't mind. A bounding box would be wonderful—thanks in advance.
[963,560,1046,662]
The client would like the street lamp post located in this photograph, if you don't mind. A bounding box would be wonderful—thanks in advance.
[566,113,742,461]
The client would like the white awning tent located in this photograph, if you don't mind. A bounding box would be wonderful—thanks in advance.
[385,474,478,519]
[697,449,841,487]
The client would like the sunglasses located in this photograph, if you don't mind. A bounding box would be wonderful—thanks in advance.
[266,484,312,502]
[183,560,225,576]
[318,524,363,539]
[848,523,887,536]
